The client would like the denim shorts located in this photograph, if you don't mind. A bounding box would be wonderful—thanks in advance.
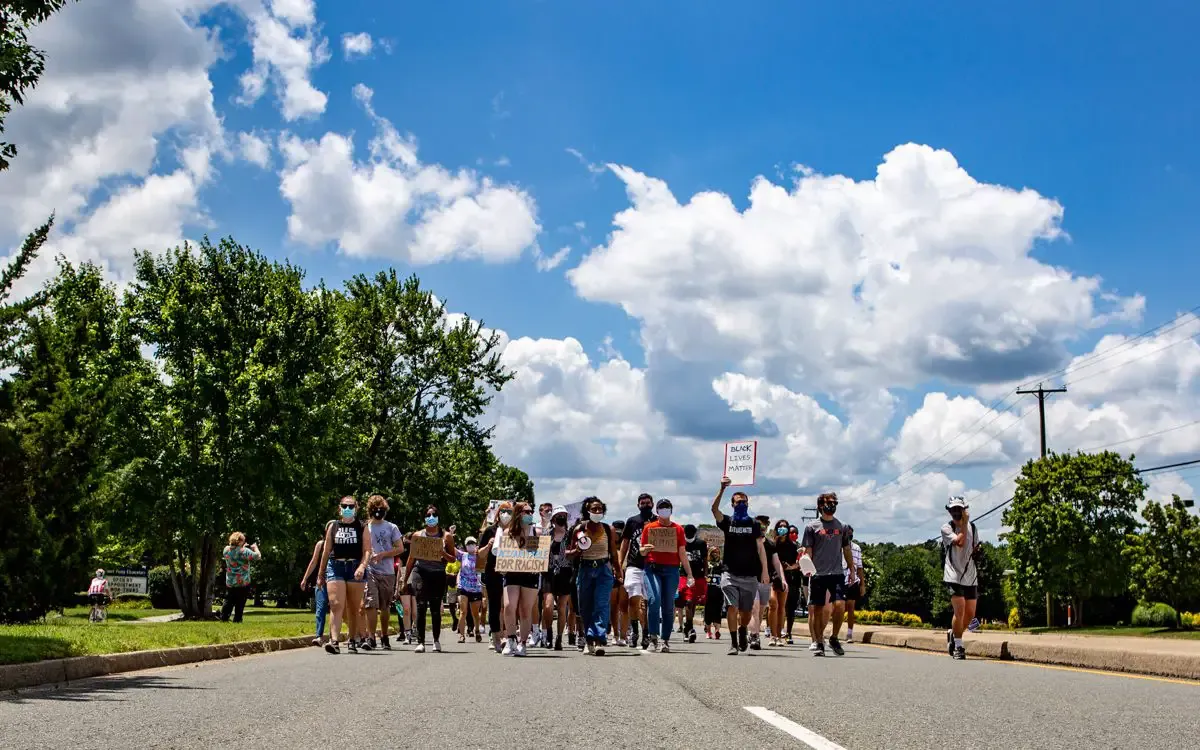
[326,559,359,582]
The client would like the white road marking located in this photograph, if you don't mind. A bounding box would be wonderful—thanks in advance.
[744,707,848,750]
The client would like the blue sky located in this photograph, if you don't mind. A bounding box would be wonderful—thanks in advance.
[8,0,1200,536]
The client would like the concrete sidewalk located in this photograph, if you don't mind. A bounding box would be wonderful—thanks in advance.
[858,625,1200,680]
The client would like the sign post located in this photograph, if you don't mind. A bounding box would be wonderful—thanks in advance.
[723,440,758,486]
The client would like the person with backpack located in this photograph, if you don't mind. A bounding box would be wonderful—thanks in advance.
[941,496,980,661]
[568,496,623,655]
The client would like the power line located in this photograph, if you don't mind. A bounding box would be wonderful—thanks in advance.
[1064,333,1200,389]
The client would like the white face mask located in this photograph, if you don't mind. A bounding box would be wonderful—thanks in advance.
[589,511,605,523]
[466,544,478,554]
[499,512,512,526]
[657,509,671,520]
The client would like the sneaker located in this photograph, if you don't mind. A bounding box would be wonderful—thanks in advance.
[660,640,671,653]
[808,641,819,652]
[380,636,391,651]
[845,632,854,644]
[727,643,739,655]
[475,633,482,643]
[458,633,466,643]
[814,641,825,657]
[577,639,586,652]
[829,636,844,656]
[947,629,954,656]
[687,630,697,644]
[641,633,650,650]
[706,632,713,640]
[651,635,660,652]
[516,641,527,657]
[787,637,794,645]
[414,643,426,653]
[955,646,967,660]
[347,639,359,654]
[616,638,627,647]
[494,638,504,654]
[586,641,596,655]
[433,641,442,653]
[502,638,514,656]
[311,637,322,647]
[361,638,375,651]
[568,632,577,646]
[714,629,721,640]
[738,630,749,652]
[749,634,761,651]
[324,641,340,654]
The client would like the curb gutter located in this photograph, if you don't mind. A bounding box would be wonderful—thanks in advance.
[859,629,1200,681]
[0,635,312,693]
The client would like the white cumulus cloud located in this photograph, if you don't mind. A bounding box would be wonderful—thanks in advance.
[341,31,373,59]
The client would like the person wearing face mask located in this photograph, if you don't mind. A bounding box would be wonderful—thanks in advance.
[618,493,655,649]
[712,477,770,656]
[703,547,725,639]
[567,496,622,655]
[941,496,979,661]
[530,502,556,647]
[774,519,802,645]
[395,532,417,644]
[476,501,513,653]
[361,494,403,650]
[535,506,574,650]
[455,536,484,643]
[317,496,374,654]
[677,524,708,643]
[762,518,791,647]
[402,504,456,653]
[609,519,628,647]
[800,492,855,657]
[748,515,785,650]
[638,499,694,653]
[497,501,542,656]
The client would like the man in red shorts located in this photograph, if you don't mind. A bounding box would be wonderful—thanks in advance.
[678,524,709,643]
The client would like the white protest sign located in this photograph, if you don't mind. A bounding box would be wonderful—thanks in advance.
[565,500,585,527]
[723,440,757,486]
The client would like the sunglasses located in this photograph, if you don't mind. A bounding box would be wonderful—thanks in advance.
[340,503,356,509]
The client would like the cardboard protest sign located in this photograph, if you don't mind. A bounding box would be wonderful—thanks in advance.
[646,526,679,554]
[495,534,551,573]
[485,500,501,524]
[410,535,446,562]
[723,440,757,486]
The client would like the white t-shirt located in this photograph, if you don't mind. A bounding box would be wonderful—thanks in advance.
[842,542,862,584]
[940,522,978,586]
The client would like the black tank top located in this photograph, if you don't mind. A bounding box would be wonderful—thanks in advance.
[330,520,364,560]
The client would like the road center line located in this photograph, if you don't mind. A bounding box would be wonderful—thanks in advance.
[744,707,848,750]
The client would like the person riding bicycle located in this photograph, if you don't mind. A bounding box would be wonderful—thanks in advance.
[88,569,112,621]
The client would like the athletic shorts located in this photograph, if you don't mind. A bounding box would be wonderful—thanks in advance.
[720,572,758,612]
[549,569,575,597]
[624,566,646,599]
[325,559,360,582]
[756,581,772,606]
[677,576,707,605]
[809,574,845,606]
[364,571,396,609]
[843,579,862,603]
[946,583,978,600]
[503,572,540,590]
[457,588,483,602]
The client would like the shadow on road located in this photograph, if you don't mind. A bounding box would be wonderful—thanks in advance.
[2,674,209,705]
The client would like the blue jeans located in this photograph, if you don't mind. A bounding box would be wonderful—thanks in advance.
[314,585,328,638]
[576,563,614,643]
[645,563,681,641]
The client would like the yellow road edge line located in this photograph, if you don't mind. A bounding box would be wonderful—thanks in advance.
[856,641,1200,686]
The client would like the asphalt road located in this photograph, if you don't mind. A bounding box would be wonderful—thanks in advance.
[3,634,1198,749]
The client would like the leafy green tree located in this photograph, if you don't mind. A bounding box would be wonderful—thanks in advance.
[1124,496,1200,626]
[1002,451,1143,626]
[871,547,935,622]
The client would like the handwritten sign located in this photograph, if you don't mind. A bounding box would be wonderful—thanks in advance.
[646,526,678,554]
[410,535,445,562]
[495,534,551,573]
[723,440,757,486]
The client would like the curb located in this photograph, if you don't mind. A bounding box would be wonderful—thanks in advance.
[859,629,1200,680]
[0,636,312,693]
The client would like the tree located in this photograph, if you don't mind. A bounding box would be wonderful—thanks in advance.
[1124,495,1200,626]
[1002,451,1143,626]
[871,547,935,622]
[116,238,339,618]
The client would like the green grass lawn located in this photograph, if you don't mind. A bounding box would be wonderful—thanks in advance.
[52,607,182,622]
[0,607,319,665]
[1024,625,1200,639]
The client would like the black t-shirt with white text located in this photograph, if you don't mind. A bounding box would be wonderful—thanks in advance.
[683,539,709,578]
[622,514,651,569]
[717,516,763,578]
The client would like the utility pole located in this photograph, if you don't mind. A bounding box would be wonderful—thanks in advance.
[1016,383,1068,458]
[1017,383,1068,627]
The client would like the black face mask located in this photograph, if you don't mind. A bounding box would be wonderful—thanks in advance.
[553,518,566,527]
[639,506,653,520]
[371,509,386,519]
[950,510,964,521]
[821,504,836,516]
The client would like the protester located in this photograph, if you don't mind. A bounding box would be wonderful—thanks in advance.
[712,477,770,655]
[401,505,456,653]
[619,493,655,649]
[300,537,328,646]
[318,496,373,654]
[703,547,725,639]
[800,492,854,657]
[569,496,621,655]
[941,496,980,661]
[542,506,575,650]
[639,499,694,653]
[842,525,865,643]
[749,515,785,649]
[775,521,803,645]
[500,501,541,656]
[220,532,261,623]
[363,495,403,650]
[609,518,628,646]
[396,533,416,644]
[476,501,514,653]
[532,501,556,647]
[767,520,794,646]
[679,523,708,643]
[456,536,484,643]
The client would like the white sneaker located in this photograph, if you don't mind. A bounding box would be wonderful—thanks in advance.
[846,632,854,643]
[432,641,442,653]
[493,637,503,654]
[649,635,660,652]
[414,643,425,653]
[517,641,527,657]
[808,641,819,652]
[616,638,627,647]
[502,638,514,656]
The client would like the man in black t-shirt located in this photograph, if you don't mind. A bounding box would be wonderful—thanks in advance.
[678,524,708,643]
[712,476,769,655]
[618,493,655,649]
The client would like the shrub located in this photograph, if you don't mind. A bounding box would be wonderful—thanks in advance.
[148,566,178,609]
[881,610,903,625]
[112,593,153,610]
[1008,607,1021,629]
[1131,602,1178,628]
[855,610,881,624]
[1181,612,1197,630]
[901,613,923,627]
